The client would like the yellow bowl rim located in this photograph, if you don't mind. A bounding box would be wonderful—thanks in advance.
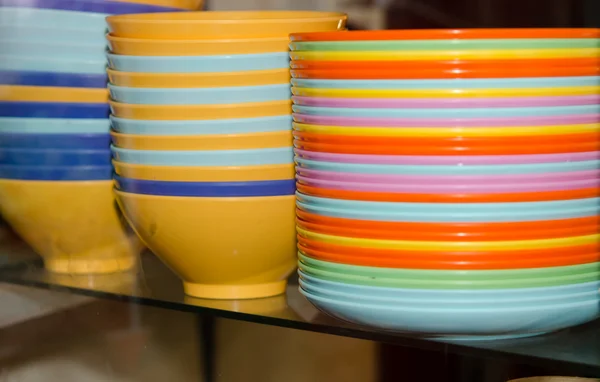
[110,130,291,139]
[107,11,348,24]
[106,33,290,44]
[115,189,296,201]
[112,0,203,10]
[106,68,289,79]
[112,160,294,171]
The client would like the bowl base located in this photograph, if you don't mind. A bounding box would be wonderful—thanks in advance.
[45,255,138,275]
[183,280,287,300]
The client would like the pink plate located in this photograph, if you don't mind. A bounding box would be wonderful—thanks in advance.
[293,148,600,165]
[296,176,600,194]
[296,168,600,184]
[292,113,600,127]
[292,95,600,109]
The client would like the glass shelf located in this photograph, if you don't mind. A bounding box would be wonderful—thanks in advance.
[1,237,600,377]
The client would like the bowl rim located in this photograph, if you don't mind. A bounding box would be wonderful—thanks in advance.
[105,33,289,44]
[107,11,347,25]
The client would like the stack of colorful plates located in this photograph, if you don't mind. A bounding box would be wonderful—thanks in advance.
[106,11,347,299]
[0,1,189,274]
[290,29,600,338]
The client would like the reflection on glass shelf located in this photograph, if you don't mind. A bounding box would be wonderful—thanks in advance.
[2,240,600,376]
[0,228,38,268]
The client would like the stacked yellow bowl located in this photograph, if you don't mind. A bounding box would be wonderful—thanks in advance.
[106,11,347,299]
[0,0,198,274]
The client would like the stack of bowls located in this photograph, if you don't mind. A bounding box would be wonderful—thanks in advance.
[106,11,347,299]
[0,0,195,274]
[289,29,600,339]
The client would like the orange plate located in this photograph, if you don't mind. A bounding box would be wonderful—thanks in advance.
[290,29,600,42]
[295,216,600,241]
[297,243,600,270]
[290,66,600,79]
[297,235,600,259]
[296,209,600,235]
[293,131,600,155]
[290,57,600,70]
[293,131,599,146]
[296,183,600,203]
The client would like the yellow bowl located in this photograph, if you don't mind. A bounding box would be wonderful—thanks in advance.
[290,48,600,61]
[107,11,347,39]
[113,161,295,181]
[110,130,292,150]
[115,191,297,299]
[113,0,203,10]
[109,100,291,120]
[1,85,108,103]
[0,180,144,274]
[107,34,291,55]
[107,68,290,88]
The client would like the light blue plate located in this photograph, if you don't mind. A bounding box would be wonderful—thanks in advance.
[297,192,600,213]
[299,275,599,308]
[292,104,600,118]
[296,198,600,222]
[0,40,107,60]
[0,7,109,30]
[2,25,106,44]
[294,157,600,176]
[111,145,294,166]
[300,271,600,303]
[291,76,600,90]
[108,84,291,105]
[110,115,291,135]
[0,117,109,134]
[107,52,290,73]
[0,54,106,74]
[300,287,600,339]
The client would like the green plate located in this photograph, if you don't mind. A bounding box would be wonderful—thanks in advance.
[298,254,600,289]
[290,38,600,52]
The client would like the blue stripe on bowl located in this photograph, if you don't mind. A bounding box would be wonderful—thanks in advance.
[0,132,110,149]
[0,102,109,118]
[0,148,111,166]
[0,165,112,180]
[114,175,296,197]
